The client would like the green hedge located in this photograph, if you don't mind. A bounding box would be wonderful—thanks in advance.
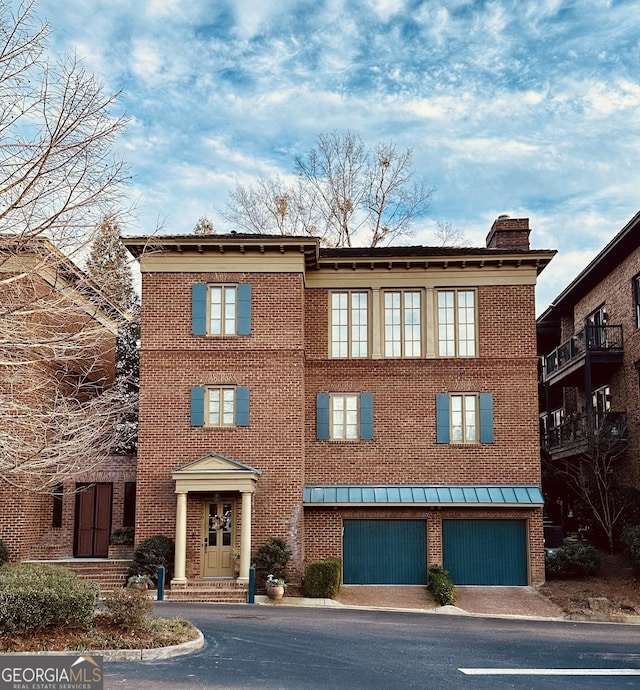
[303,558,342,598]
[127,534,174,585]
[0,564,98,634]
[621,525,640,568]
[427,564,456,606]
[545,542,601,579]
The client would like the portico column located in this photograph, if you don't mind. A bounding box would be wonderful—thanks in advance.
[239,490,253,582]
[173,491,188,584]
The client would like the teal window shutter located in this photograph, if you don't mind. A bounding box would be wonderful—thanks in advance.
[436,394,450,443]
[192,284,207,335]
[236,387,250,426]
[237,284,252,335]
[317,393,330,440]
[360,393,374,440]
[479,393,494,443]
[190,386,205,426]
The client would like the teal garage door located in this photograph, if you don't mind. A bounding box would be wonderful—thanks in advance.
[343,520,427,584]
[442,519,528,585]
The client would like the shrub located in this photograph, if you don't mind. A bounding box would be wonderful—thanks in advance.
[0,564,98,634]
[0,539,9,566]
[102,587,154,630]
[127,534,174,585]
[254,537,291,580]
[110,526,135,545]
[303,558,342,598]
[545,542,601,579]
[427,564,456,606]
[621,525,640,568]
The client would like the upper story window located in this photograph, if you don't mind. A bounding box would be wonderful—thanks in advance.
[436,392,493,444]
[437,289,477,357]
[592,384,611,429]
[383,290,422,357]
[586,304,607,348]
[190,385,250,427]
[330,291,369,358]
[634,275,640,329]
[316,392,374,440]
[192,283,252,336]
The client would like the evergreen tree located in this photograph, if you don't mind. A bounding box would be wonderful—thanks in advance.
[86,215,135,313]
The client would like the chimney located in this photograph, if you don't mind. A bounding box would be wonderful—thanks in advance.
[486,215,530,250]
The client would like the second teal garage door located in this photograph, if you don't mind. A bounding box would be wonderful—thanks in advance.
[442,519,528,585]
[343,520,427,584]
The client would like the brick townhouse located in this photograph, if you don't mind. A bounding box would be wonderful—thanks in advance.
[124,215,555,596]
[0,239,135,566]
[537,210,640,535]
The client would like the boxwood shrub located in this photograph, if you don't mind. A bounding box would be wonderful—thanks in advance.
[621,525,640,568]
[127,534,175,585]
[0,563,98,634]
[427,564,456,606]
[545,542,601,578]
[303,558,342,598]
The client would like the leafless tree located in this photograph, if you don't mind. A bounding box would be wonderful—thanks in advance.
[431,220,468,247]
[548,413,629,552]
[222,131,434,247]
[0,1,132,492]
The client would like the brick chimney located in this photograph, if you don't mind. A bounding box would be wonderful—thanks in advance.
[486,215,530,250]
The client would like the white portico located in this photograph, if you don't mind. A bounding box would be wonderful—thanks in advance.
[171,453,261,585]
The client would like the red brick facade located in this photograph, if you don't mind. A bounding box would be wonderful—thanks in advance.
[127,222,554,587]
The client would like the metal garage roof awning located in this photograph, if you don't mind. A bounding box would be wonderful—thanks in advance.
[303,484,544,507]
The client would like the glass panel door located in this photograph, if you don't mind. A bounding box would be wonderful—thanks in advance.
[202,500,234,577]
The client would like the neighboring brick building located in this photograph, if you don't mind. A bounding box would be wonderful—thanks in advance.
[0,240,135,564]
[125,216,555,594]
[537,210,640,540]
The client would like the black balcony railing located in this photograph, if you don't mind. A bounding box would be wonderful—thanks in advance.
[544,325,623,378]
[542,411,628,455]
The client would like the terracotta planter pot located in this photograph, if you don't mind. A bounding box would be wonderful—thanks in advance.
[266,585,284,601]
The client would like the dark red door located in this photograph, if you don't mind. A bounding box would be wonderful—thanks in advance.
[74,483,112,557]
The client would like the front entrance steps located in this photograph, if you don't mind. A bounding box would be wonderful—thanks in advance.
[23,559,130,593]
[23,560,249,602]
[168,578,248,603]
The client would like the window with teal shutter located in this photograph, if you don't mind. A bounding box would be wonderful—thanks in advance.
[191,385,250,427]
[436,393,494,444]
[317,392,373,440]
[191,283,252,335]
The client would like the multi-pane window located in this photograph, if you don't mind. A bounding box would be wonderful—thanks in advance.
[437,289,476,357]
[209,285,237,335]
[450,394,478,443]
[383,291,422,357]
[192,283,251,336]
[316,392,374,441]
[191,385,249,427]
[331,291,369,358]
[436,392,493,444]
[634,275,640,328]
[331,394,359,440]
[207,386,236,427]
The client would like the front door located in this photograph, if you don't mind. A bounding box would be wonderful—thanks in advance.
[202,500,235,577]
[74,483,112,558]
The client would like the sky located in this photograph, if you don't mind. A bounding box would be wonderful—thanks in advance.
[21,0,640,314]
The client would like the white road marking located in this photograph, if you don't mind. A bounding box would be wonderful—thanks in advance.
[460,668,640,676]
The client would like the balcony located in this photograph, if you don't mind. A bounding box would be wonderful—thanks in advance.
[543,325,624,387]
[542,411,628,461]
